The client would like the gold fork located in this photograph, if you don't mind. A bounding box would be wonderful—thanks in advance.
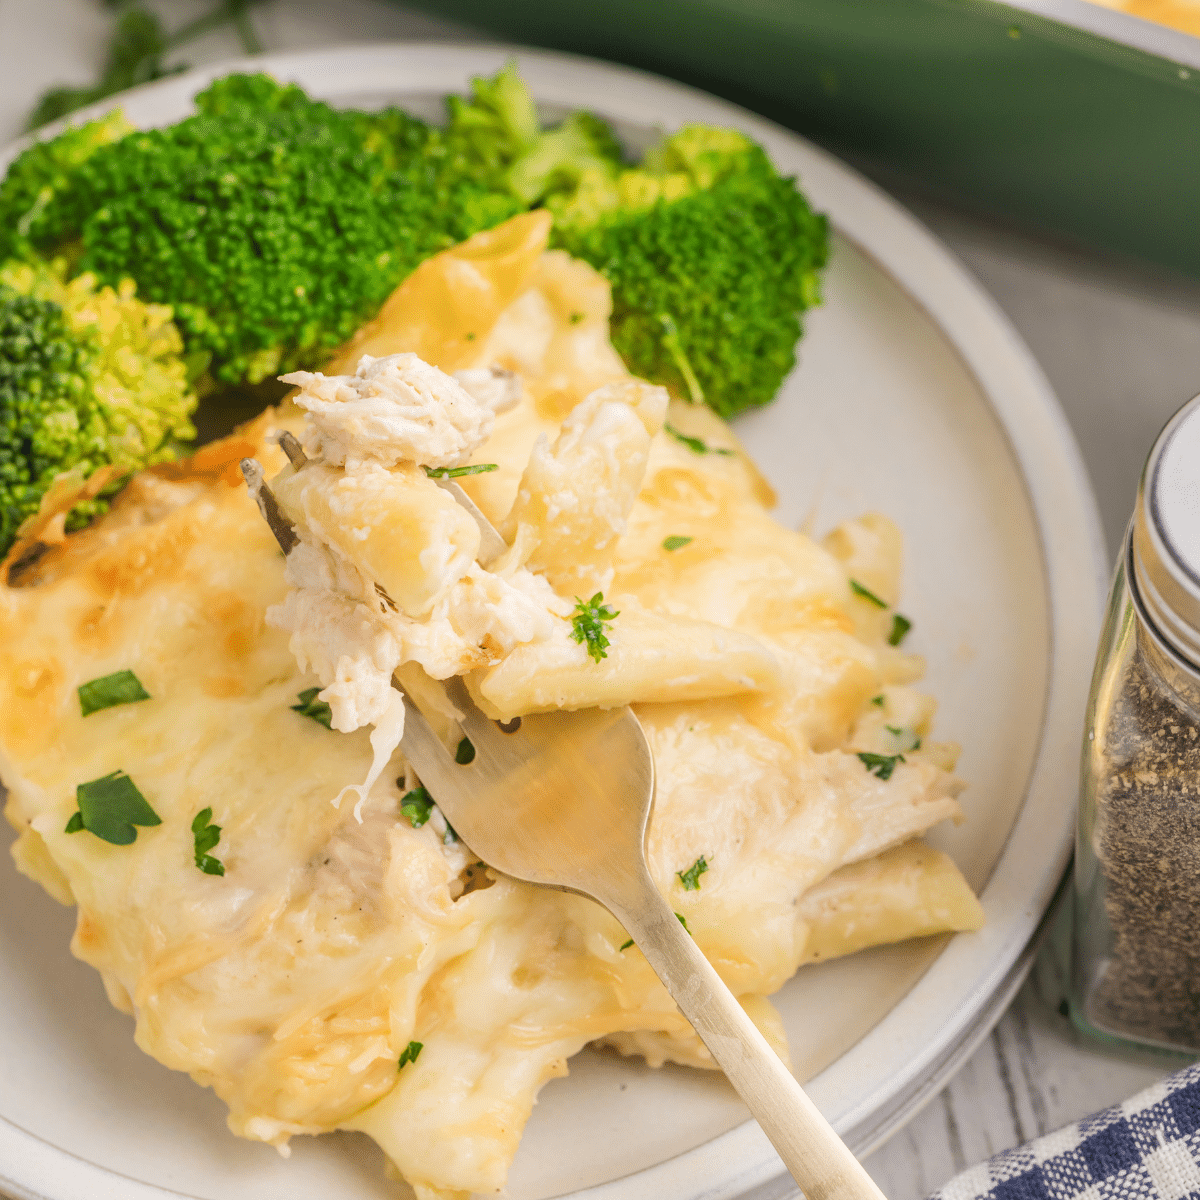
[243,439,886,1200]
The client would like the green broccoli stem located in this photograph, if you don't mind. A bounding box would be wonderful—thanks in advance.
[656,313,705,406]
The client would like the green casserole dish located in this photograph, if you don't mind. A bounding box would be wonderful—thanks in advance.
[405,0,1200,278]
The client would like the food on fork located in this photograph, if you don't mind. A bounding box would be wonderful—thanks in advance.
[1,212,981,1199]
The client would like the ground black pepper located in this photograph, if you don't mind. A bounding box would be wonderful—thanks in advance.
[1074,391,1200,1054]
[1083,621,1200,1051]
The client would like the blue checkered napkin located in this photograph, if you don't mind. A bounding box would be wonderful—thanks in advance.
[930,1064,1200,1200]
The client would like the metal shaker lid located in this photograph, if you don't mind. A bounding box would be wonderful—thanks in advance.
[1134,393,1200,667]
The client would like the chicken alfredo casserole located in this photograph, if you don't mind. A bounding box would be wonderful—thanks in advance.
[0,210,982,1199]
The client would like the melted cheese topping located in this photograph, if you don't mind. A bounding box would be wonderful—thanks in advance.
[1,213,984,1200]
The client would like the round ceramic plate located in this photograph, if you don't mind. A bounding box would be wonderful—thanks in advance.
[0,43,1108,1200]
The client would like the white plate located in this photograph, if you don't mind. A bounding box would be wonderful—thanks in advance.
[0,43,1108,1200]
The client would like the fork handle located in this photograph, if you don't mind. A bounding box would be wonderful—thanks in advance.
[608,876,888,1200]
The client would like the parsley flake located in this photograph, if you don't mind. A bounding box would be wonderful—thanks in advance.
[400,785,434,828]
[78,670,151,717]
[857,752,906,781]
[663,535,693,552]
[569,311,585,324]
[292,688,333,729]
[619,938,634,951]
[677,856,709,891]
[886,724,903,736]
[664,422,734,457]
[423,463,499,480]
[870,694,885,707]
[849,579,888,609]
[889,614,913,646]
[64,771,161,845]
[398,1040,423,1069]
[192,807,225,876]
[676,912,692,935]
[570,593,619,662]
[455,737,475,764]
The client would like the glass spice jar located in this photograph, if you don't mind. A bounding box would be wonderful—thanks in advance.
[1072,392,1200,1054]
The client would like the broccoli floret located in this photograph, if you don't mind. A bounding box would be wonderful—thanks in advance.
[443,59,542,184]
[455,65,829,417]
[441,62,624,207]
[0,109,133,264]
[6,75,523,387]
[471,84,826,419]
[506,112,625,205]
[0,258,197,555]
[543,123,828,418]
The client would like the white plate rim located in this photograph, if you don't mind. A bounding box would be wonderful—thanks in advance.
[0,41,1109,1200]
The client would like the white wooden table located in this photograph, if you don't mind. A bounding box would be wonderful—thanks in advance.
[4,2,1198,1196]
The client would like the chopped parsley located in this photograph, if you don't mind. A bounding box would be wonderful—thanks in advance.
[455,737,475,765]
[619,938,634,951]
[191,807,225,876]
[857,751,905,781]
[889,614,913,646]
[400,785,434,828]
[423,463,499,479]
[78,669,151,717]
[885,726,923,753]
[676,912,692,935]
[398,1041,423,1069]
[870,694,885,707]
[570,592,619,662]
[569,311,585,324]
[677,856,709,891]
[663,535,693,552]
[664,422,734,456]
[64,771,161,845]
[403,771,461,843]
[291,688,333,729]
[849,579,888,609]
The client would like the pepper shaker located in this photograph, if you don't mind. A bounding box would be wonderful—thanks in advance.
[1072,392,1200,1053]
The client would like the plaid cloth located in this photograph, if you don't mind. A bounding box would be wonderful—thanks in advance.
[931,1064,1200,1200]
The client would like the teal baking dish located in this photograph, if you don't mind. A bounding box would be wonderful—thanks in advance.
[404,0,1200,278]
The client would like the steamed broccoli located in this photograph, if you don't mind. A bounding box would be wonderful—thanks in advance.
[441,62,625,208]
[442,59,542,183]
[1,64,826,421]
[0,109,133,263]
[544,126,828,418]
[444,67,828,418]
[0,74,522,388]
[506,112,625,205]
[0,259,197,556]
